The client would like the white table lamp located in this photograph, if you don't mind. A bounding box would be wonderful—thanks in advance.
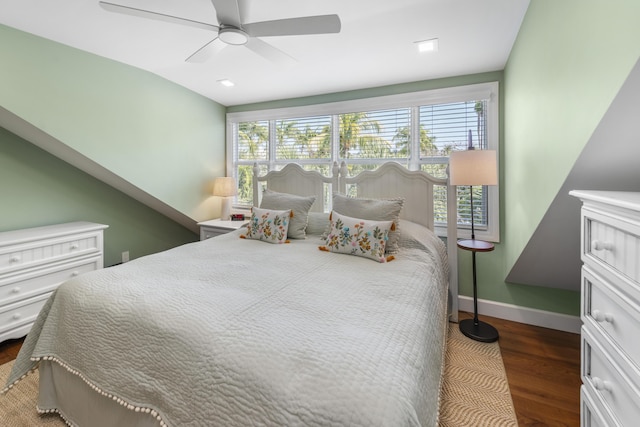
[449,149,498,238]
[213,177,237,220]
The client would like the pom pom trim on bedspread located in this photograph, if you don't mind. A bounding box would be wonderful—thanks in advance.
[2,355,170,427]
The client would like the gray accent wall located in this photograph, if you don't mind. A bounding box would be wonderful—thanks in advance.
[507,58,640,290]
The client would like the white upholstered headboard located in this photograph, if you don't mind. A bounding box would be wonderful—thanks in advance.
[252,161,459,321]
[339,161,447,231]
[252,163,339,213]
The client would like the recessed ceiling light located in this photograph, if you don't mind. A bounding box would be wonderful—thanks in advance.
[416,38,439,53]
[218,79,235,87]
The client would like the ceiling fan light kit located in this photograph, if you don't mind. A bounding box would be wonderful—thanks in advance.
[218,27,248,45]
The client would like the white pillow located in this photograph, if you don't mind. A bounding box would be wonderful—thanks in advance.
[331,193,404,253]
[241,207,291,244]
[260,189,316,239]
[320,211,393,263]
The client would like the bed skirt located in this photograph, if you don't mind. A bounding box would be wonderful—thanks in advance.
[38,361,161,427]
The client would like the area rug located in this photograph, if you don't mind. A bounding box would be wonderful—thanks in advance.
[0,323,517,426]
[439,324,518,426]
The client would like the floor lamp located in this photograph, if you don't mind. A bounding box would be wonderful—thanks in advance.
[449,146,498,342]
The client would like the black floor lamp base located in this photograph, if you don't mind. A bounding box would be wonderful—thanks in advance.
[459,318,499,343]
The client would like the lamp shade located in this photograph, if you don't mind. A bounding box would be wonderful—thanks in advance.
[212,177,237,197]
[449,150,498,186]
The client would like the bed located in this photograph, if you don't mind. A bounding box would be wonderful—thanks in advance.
[3,161,458,427]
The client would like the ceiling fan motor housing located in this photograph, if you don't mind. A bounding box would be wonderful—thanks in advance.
[218,27,249,45]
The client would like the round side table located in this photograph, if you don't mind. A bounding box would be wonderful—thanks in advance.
[457,239,499,343]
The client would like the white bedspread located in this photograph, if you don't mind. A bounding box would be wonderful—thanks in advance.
[5,221,449,426]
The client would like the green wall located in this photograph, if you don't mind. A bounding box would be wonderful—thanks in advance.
[505,0,640,269]
[501,0,640,314]
[0,24,227,264]
[228,72,503,114]
[0,126,197,266]
[0,24,227,221]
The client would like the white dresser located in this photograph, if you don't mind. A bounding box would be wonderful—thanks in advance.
[570,191,640,427]
[0,221,108,342]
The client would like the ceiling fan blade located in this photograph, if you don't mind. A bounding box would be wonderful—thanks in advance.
[185,38,226,63]
[243,15,341,37]
[245,38,296,66]
[99,1,219,32]
[210,0,242,27]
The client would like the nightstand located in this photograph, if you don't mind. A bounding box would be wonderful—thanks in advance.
[197,219,247,241]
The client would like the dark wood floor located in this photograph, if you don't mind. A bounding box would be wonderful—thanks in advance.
[1,313,581,426]
[459,311,582,427]
[0,336,22,366]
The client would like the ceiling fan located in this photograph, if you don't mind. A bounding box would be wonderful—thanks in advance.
[98,0,341,64]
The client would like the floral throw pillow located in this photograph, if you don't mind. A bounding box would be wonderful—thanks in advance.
[330,193,404,254]
[319,211,394,263]
[260,189,316,239]
[241,207,291,244]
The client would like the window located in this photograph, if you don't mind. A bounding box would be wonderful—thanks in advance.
[227,82,499,241]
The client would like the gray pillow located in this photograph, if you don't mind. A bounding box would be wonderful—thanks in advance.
[331,193,404,253]
[260,189,316,239]
[306,212,330,236]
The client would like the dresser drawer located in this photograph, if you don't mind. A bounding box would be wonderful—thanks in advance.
[582,327,640,427]
[583,208,640,285]
[0,292,51,335]
[200,228,226,240]
[582,266,640,374]
[581,384,619,427]
[0,257,100,307]
[0,232,102,275]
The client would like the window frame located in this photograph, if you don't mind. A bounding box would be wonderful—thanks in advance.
[226,82,500,242]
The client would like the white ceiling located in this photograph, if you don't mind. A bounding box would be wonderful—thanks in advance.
[1,0,529,106]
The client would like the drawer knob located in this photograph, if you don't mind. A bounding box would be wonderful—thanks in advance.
[9,256,21,263]
[71,271,80,277]
[12,313,21,321]
[592,309,614,323]
[591,240,613,251]
[70,244,79,250]
[11,287,21,294]
[592,377,612,392]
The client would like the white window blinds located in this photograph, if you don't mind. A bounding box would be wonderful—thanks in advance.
[227,82,499,241]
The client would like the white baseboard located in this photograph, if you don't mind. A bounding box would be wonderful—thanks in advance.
[458,296,582,334]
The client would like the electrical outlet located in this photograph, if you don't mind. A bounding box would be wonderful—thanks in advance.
[122,251,130,263]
